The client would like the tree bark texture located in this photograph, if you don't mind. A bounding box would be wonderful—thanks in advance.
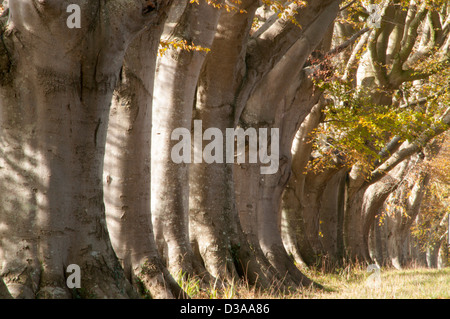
[0,0,169,298]
[103,1,186,299]
[151,0,220,281]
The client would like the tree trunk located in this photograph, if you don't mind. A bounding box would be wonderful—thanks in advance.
[236,70,328,287]
[103,3,186,298]
[0,278,12,299]
[188,0,281,288]
[234,0,340,286]
[385,167,430,269]
[281,102,325,267]
[186,0,341,290]
[437,240,449,269]
[369,217,386,266]
[426,244,439,268]
[316,168,348,267]
[151,0,220,281]
[0,0,163,298]
[344,143,415,263]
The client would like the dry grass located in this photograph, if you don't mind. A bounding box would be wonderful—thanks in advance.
[302,266,450,299]
[178,266,450,299]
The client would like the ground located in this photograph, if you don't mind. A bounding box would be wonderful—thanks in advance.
[304,267,450,299]
[177,266,450,299]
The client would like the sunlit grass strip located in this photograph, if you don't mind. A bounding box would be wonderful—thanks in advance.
[175,267,450,299]
[304,267,450,299]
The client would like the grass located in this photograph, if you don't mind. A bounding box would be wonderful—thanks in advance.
[176,266,450,299]
[303,266,450,299]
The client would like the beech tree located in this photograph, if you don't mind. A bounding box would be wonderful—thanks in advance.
[409,133,450,268]
[281,0,450,267]
[102,0,187,298]
[1,0,449,299]
[148,0,342,290]
[0,0,173,298]
[151,0,221,282]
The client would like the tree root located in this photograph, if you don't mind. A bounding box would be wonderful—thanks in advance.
[136,258,188,299]
[264,245,323,292]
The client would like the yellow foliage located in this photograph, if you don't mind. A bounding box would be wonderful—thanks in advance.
[190,0,247,13]
[158,39,211,57]
[411,133,450,250]
[260,0,306,28]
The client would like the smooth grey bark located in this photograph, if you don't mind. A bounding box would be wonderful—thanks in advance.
[234,8,340,287]
[437,211,450,268]
[0,0,162,298]
[385,167,430,269]
[346,108,450,263]
[279,1,449,270]
[242,4,371,278]
[151,0,220,282]
[281,102,325,267]
[344,154,411,263]
[103,1,186,299]
[369,215,387,266]
[277,9,375,272]
[186,0,345,290]
[239,75,324,288]
[0,277,12,299]
[426,244,439,268]
[315,168,348,266]
[235,0,340,288]
[296,164,343,264]
[282,117,347,269]
[437,239,449,269]
[424,203,450,269]
[236,0,342,121]
[189,0,269,285]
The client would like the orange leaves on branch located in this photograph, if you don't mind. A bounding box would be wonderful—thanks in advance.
[158,39,211,57]
[260,0,306,28]
[427,133,450,185]
[411,133,450,250]
[159,0,254,57]
[190,0,247,13]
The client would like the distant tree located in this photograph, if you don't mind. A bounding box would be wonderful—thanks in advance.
[410,133,450,268]
[281,0,450,266]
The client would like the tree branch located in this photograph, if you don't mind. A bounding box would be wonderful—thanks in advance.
[236,0,341,121]
[368,107,450,185]
[343,29,370,82]
[368,27,389,87]
[195,0,259,113]
[327,27,370,57]
[339,0,357,12]
[397,3,428,66]
[244,0,341,87]
[373,135,402,168]
[398,88,447,109]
